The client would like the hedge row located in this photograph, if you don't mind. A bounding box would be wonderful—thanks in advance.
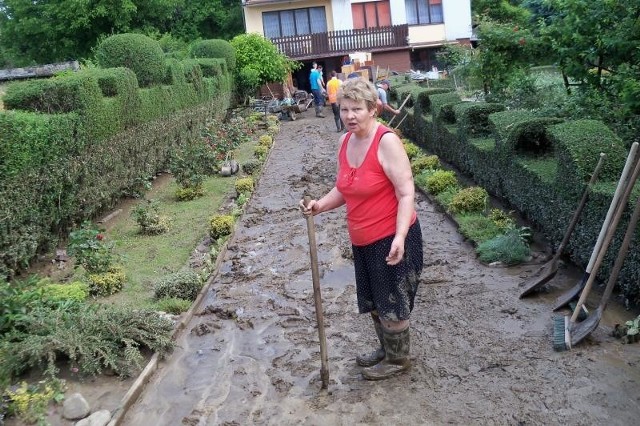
[388,76,640,305]
[0,59,232,279]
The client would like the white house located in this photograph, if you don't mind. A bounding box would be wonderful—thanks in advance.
[241,0,472,91]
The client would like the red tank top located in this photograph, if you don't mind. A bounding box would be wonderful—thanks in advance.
[336,124,415,246]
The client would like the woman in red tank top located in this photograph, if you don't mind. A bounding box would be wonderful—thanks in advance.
[300,78,423,381]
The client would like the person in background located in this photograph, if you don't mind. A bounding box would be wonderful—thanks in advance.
[309,62,326,118]
[326,70,344,132]
[376,80,400,116]
[299,78,423,381]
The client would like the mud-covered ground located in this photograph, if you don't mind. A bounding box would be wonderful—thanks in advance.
[112,109,640,425]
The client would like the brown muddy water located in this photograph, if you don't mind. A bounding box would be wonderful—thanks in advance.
[18,107,640,426]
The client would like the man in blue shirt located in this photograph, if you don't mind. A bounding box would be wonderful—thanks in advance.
[310,62,326,117]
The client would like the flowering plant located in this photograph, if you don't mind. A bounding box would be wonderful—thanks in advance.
[67,222,115,273]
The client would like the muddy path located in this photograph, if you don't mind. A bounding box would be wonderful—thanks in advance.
[122,109,640,425]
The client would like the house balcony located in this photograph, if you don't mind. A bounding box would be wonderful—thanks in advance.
[270,24,409,60]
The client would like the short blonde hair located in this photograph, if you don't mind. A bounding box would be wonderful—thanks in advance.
[338,78,379,112]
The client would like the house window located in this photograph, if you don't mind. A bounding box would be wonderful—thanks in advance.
[405,0,443,25]
[263,7,327,38]
[352,1,391,30]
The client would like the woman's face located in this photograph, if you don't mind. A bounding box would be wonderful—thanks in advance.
[340,98,375,134]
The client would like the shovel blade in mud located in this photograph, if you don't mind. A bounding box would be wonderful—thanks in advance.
[553,275,587,311]
[569,308,602,347]
[519,261,559,298]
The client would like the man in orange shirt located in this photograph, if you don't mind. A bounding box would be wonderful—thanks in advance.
[326,71,344,132]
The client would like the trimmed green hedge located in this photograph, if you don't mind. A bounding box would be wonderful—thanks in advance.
[547,120,628,195]
[0,60,233,279]
[393,82,640,304]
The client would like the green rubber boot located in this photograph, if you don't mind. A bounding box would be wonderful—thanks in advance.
[356,315,385,367]
[362,327,411,380]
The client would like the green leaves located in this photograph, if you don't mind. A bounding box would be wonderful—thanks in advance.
[230,33,300,98]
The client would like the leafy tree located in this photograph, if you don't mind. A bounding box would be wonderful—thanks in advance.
[540,0,639,92]
[230,33,300,101]
[169,0,244,42]
[472,0,530,25]
[471,17,538,94]
[0,0,244,67]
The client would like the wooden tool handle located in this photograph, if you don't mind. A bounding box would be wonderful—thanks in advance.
[303,195,330,389]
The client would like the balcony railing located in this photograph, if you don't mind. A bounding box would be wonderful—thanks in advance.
[270,24,409,59]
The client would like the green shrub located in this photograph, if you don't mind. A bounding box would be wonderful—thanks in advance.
[434,186,459,210]
[242,159,262,175]
[170,137,218,193]
[254,145,269,160]
[4,378,65,424]
[403,140,421,160]
[488,208,516,231]
[425,170,458,195]
[411,155,441,175]
[449,187,488,214]
[67,222,114,274]
[0,276,44,335]
[259,134,273,147]
[0,304,174,381]
[154,269,202,301]
[131,199,171,235]
[476,230,531,265]
[457,213,503,244]
[95,33,166,87]
[175,185,205,201]
[189,39,236,71]
[235,177,254,195]
[41,281,89,303]
[155,297,192,314]
[210,215,235,239]
[86,265,126,297]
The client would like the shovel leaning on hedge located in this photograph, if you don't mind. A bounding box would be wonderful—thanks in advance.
[554,155,640,350]
[303,195,330,389]
[519,152,606,298]
[553,142,639,310]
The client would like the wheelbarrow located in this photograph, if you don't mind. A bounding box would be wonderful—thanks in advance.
[279,98,308,121]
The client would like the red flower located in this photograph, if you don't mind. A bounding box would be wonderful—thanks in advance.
[96,234,104,241]
[518,38,526,46]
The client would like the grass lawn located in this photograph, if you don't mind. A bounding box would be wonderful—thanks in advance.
[94,136,261,309]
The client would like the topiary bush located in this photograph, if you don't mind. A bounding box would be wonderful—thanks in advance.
[95,33,166,87]
[259,134,273,147]
[153,269,202,301]
[235,177,254,195]
[242,159,261,175]
[425,170,458,195]
[210,215,235,239]
[411,155,441,175]
[448,186,489,214]
[189,39,236,71]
